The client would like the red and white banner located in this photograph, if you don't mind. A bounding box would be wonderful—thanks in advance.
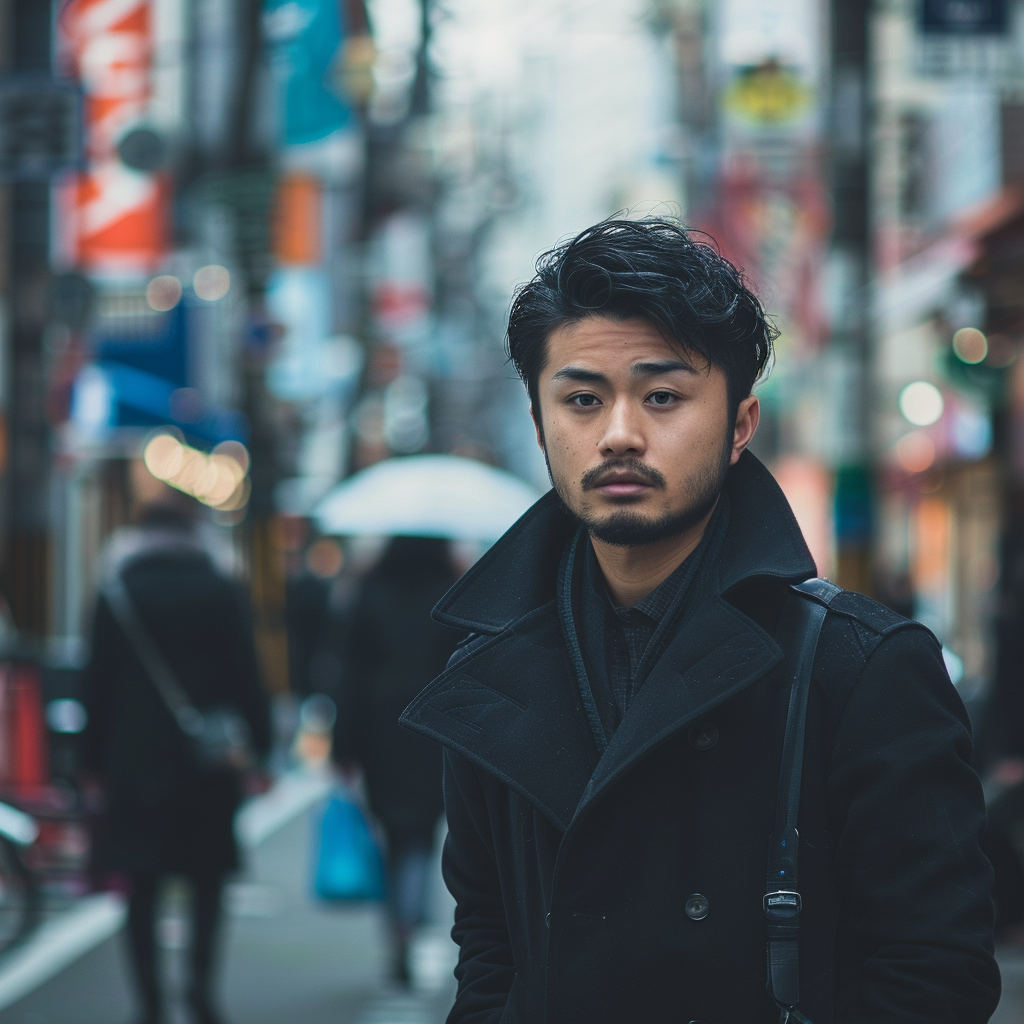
[56,0,167,274]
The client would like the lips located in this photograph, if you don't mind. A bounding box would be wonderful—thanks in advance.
[591,472,655,497]
[580,459,666,496]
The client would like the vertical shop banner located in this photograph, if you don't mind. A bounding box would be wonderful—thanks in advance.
[701,0,830,355]
[263,0,354,146]
[57,0,168,274]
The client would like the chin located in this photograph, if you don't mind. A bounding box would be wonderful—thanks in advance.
[588,510,687,547]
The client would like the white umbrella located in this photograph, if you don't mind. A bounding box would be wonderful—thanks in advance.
[314,455,545,541]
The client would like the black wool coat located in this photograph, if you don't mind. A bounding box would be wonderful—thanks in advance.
[83,531,272,876]
[401,452,1000,1024]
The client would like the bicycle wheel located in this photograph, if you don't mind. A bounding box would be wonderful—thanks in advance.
[0,835,39,952]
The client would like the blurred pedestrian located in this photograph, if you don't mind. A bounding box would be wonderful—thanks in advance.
[82,467,271,1024]
[401,219,1000,1023]
[285,538,342,697]
[333,536,461,985]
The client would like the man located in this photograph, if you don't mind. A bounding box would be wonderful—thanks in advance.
[401,219,1000,1023]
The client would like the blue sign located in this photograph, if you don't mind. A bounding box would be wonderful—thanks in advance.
[263,0,354,146]
[920,0,1007,34]
[82,299,246,445]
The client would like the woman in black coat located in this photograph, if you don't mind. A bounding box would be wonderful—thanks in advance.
[333,536,462,983]
[83,497,271,1024]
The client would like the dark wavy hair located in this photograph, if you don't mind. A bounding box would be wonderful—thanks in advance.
[506,217,776,419]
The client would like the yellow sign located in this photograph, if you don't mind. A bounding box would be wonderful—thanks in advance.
[724,59,812,126]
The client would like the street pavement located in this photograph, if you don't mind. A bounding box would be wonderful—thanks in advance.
[0,799,456,1024]
[0,791,1023,1022]
[993,945,1024,1024]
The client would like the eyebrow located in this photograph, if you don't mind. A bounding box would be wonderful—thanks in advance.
[630,359,699,377]
[550,360,698,384]
[550,366,609,384]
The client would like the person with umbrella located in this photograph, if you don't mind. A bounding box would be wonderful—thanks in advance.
[331,535,463,985]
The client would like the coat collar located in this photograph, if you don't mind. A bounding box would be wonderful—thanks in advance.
[433,450,815,634]
[402,451,816,830]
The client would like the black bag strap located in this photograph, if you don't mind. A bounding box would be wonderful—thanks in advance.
[102,572,205,740]
[766,577,842,1023]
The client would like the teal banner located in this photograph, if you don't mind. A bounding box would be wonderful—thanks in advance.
[263,0,354,146]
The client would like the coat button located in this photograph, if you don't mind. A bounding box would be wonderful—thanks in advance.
[688,722,718,750]
[685,893,709,921]
[545,912,550,928]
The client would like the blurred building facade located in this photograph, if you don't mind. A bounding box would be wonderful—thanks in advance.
[0,0,1023,746]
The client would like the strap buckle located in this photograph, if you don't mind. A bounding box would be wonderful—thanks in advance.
[778,1008,816,1024]
[764,890,802,915]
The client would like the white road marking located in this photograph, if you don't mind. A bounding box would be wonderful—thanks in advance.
[0,771,332,1009]
[0,893,126,1012]
[235,770,332,849]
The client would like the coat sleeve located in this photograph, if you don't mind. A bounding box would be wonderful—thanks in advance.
[826,625,1001,1024]
[442,749,516,1024]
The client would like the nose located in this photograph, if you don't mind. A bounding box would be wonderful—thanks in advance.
[598,397,646,457]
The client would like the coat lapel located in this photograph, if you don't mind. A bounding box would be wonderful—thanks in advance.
[400,603,599,831]
[404,450,814,830]
[574,594,783,818]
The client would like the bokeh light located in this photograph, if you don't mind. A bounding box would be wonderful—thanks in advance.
[305,538,344,578]
[952,327,987,364]
[213,439,250,475]
[143,432,185,479]
[895,430,936,474]
[142,431,250,510]
[146,275,182,312]
[193,264,231,301]
[898,381,944,427]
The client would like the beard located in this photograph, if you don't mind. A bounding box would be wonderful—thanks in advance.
[545,436,732,547]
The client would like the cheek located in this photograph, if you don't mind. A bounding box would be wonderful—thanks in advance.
[544,429,582,474]
[658,402,728,476]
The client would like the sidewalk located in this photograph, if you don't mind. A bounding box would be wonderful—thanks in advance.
[0,772,457,1024]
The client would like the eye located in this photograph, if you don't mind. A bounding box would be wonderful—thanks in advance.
[647,390,676,406]
[570,393,601,408]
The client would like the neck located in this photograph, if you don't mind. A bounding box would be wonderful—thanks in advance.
[590,503,717,607]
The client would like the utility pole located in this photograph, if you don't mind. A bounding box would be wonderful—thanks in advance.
[829,0,875,595]
[4,0,55,637]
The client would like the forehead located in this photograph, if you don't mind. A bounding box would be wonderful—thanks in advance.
[543,316,697,371]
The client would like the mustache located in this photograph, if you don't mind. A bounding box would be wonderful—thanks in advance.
[580,458,666,491]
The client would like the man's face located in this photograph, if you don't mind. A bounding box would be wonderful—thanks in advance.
[532,316,757,546]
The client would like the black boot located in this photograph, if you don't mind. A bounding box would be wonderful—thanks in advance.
[188,872,227,1024]
[126,874,163,1024]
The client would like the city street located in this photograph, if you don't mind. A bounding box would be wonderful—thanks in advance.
[0,785,1020,1021]
[0,775,1018,1024]
[0,793,456,1024]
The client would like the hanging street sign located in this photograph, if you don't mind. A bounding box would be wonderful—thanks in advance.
[920,0,1008,35]
[0,77,82,179]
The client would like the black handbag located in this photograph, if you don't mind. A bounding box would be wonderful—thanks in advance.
[766,578,841,1024]
[103,571,253,772]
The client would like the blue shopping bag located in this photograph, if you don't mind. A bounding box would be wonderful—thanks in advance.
[312,791,386,902]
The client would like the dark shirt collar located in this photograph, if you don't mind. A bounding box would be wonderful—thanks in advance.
[592,537,701,624]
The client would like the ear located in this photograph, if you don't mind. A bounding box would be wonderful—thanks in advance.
[729,395,759,465]
[529,405,545,451]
